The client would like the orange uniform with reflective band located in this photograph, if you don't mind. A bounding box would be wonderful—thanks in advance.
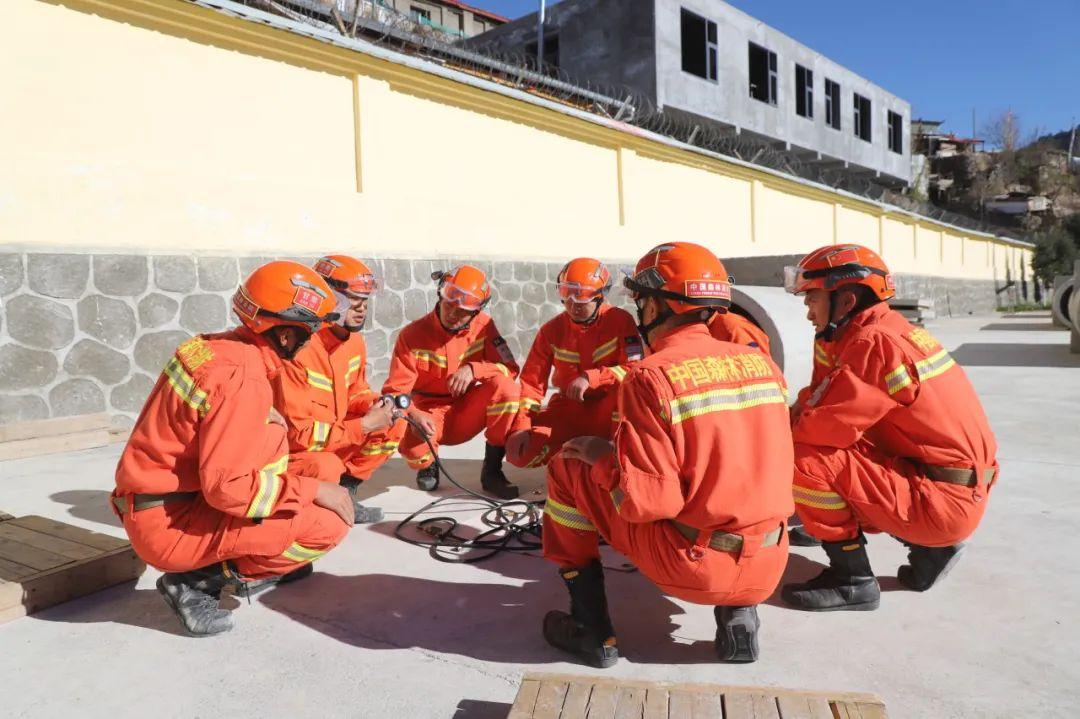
[543,323,794,605]
[791,303,998,545]
[113,328,348,579]
[509,305,641,467]
[708,311,771,356]
[383,310,520,468]
[274,329,398,480]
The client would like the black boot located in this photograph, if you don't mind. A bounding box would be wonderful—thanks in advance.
[781,536,880,611]
[156,563,237,636]
[339,475,385,523]
[714,606,760,663]
[236,563,315,599]
[416,464,440,491]
[480,443,519,500]
[543,561,619,668]
[898,542,966,591]
[788,525,822,547]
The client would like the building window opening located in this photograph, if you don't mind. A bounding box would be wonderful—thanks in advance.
[888,111,903,154]
[824,79,841,130]
[410,6,431,23]
[680,9,718,82]
[748,42,777,105]
[853,93,872,142]
[795,64,813,119]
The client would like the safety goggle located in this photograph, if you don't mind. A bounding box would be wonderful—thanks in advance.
[439,282,487,312]
[784,264,887,294]
[557,281,605,304]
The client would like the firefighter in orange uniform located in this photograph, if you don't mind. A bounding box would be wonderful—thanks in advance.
[708,308,771,356]
[541,243,793,667]
[274,255,399,524]
[112,261,356,636]
[505,258,642,469]
[781,244,998,611]
[382,265,521,499]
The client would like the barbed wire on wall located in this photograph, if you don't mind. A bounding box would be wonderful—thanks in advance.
[219,0,1024,242]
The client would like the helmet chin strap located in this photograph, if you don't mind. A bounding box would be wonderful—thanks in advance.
[264,327,311,361]
[570,299,603,326]
[634,297,670,349]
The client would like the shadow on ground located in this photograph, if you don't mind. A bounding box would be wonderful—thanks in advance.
[30,581,189,637]
[952,342,1080,368]
[979,322,1065,332]
[453,699,513,718]
[49,489,122,528]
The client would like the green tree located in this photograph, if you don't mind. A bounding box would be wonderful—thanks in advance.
[1032,229,1078,286]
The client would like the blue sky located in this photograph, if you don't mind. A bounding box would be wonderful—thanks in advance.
[478,0,1080,140]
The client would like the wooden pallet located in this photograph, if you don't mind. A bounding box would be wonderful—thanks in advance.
[508,673,888,719]
[0,513,145,624]
[0,413,114,462]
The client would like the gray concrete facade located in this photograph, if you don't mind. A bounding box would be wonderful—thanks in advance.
[470,0,912,185]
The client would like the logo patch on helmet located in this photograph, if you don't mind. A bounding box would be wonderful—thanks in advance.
[625,335,644,361]
[293,286,324,313]
[684,280,732,300]
[825,248,861,267]
[885,274,896,291]
[313,258,340,277]
[232,288,259,320]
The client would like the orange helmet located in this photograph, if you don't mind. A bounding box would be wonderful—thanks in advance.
[232,260,338,334]
[313,255,379,298]
[784,244,895,301]
[557,258,612,304]
[433,265,492,312]
[623,242,732,315]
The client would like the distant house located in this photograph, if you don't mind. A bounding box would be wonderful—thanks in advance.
[984,192,1052,216]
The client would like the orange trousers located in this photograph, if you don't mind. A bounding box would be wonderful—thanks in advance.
[793,441,991,546]
[399,374,519,469]
[543,454,789,606]
[122,496,348,580]
[510,391,619,468]
[289,427,405,482]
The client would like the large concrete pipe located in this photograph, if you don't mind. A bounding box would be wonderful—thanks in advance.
[1052,275,1074,328]
[730,286,815,398]
[1070,262,1080,353]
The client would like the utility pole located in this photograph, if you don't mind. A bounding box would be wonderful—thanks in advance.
[1069,118,1077,172]
[536,0,546,68]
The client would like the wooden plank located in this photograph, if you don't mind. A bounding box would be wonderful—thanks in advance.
[0,545,145,624]
[851,703,887,719]
[7,516,128,552]
[561,682,593,719]
[0,413,110,443]
[642,688,668,719]
[0,429,110,462]
[0,535,74,572]
[613,686,645,719]
[534,680,570,719]
[776,694,832,719]
[0,523,102,561]
[0,556,38,581]
[668,690,695,718]
[509,679,543,719]
[831,703,856,719]
[724,692,779,719]
[691,691,723,719]
[831,703,887,719]
[586,684,617,719]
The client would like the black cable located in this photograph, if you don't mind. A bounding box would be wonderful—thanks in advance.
[391,412,545,564]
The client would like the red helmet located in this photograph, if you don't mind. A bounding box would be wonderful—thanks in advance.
[433,265,492,312]
[624,243,732,315]
[784,244,895,301]
[557,258,612,304]
[232,261,337,334]
[313,255,379,298]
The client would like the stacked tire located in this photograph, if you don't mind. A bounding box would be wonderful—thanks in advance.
[1052,275,1074,328]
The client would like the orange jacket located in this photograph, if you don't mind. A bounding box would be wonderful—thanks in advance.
[382,310,519,398]
[708,311,771,356]
[115,328,319,520]
[792,303,997,472]
[589,323,794,534]
[515,304,641,418]
[274,328,376,454]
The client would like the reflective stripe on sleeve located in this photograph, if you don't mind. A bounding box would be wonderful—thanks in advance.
[668,382,787,424]
[792,485,848,511]
[545,498,596,531]
[246,455,288,519]
[163,357,211,416]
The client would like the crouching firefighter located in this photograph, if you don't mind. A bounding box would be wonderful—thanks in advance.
[275,255,400,524]
[505,258,641,469]
[541,242,794,667]
[112,262,356,636]
[382,265,522,499]
[781,244,998,611]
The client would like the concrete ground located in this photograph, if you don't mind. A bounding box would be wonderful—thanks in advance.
[1,313,1078,718]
